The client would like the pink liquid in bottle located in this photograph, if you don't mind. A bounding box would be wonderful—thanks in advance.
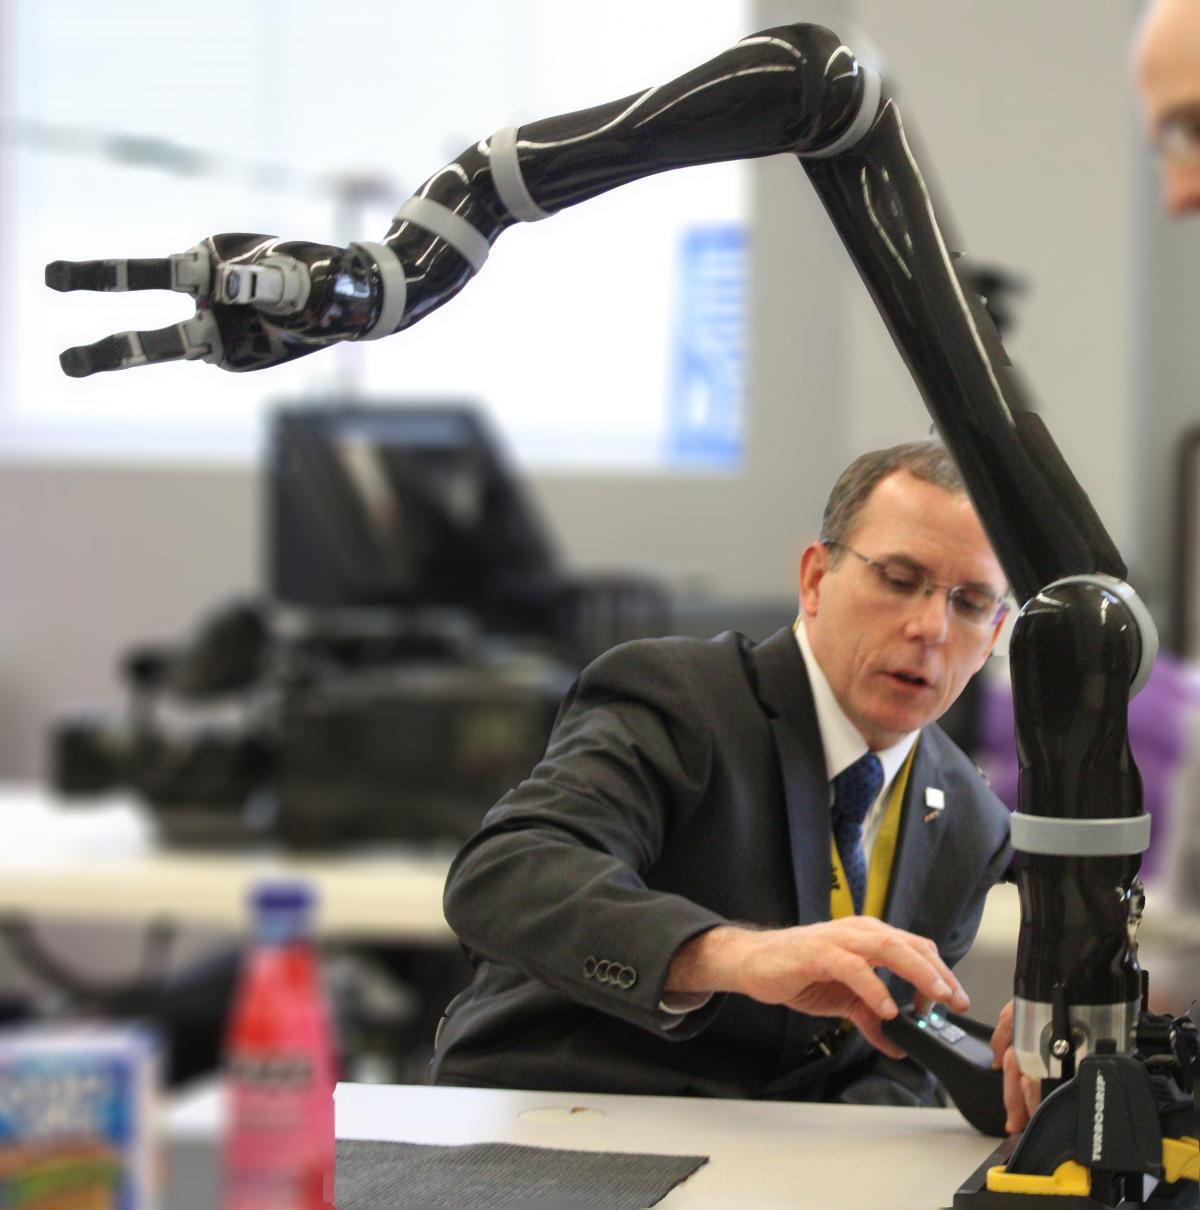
[224,881,337,1209]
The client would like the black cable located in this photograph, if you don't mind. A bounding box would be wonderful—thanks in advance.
[0,911,178,1010]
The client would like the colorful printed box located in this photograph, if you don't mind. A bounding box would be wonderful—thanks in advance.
[0,1026,158,1209]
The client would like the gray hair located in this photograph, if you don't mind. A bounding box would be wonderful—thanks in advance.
[820,440,965,554]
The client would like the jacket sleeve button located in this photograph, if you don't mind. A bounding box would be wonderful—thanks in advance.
[583,956,598,979]
[617,966,637,989]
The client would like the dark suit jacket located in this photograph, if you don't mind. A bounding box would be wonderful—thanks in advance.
[430,627,1011,1100]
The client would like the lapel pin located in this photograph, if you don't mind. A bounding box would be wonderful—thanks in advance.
[923,786,945,823]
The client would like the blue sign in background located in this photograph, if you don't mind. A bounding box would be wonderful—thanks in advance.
[665,223,747,468]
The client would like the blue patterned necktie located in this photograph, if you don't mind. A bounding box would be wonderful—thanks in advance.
[831,753,884,914]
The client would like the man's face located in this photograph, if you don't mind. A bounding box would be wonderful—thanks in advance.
[799,471,1007,751]
[1135,0,1200,216]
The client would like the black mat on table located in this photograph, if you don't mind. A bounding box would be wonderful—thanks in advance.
[334,1137,708,1208]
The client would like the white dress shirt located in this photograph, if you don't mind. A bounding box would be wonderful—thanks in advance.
[794,618,918,864]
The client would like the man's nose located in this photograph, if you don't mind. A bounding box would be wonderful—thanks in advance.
[904,587,951,643]
[1164,162,1200,216]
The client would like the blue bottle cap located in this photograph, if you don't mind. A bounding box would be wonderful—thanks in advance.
[249,880,315,943]
[252,881,314,913]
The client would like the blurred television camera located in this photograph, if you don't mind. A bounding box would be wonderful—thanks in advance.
[51,403,670,850]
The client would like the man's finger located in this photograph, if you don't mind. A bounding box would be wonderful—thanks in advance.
[991,1000,1014,1069]
[1021,1073,1041,1120]
[851,932,969,1013]
[866,924,967,1005]
[1002,1046,1029,1133]
[58,313,223,378]
[822,951,899,1021]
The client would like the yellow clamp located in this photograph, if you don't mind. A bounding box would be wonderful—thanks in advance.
[986,1161,1090,1197]
[1163,1136,1199,1185]
[985,1138,1197,1196]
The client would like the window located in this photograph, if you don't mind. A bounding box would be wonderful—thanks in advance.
[3,0,748,468]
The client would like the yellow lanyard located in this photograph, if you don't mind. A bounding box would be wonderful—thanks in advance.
[829,742,918,920]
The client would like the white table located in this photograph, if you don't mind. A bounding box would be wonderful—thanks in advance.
[167,1081,1001,1209]
[0,783,453,940]
[333,1083,1000,1209]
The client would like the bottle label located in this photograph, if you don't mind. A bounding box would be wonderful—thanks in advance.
[226,1052,333,1210]
[229,1054,318,1132]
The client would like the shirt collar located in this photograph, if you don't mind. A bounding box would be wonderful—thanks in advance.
[794,616,918,788]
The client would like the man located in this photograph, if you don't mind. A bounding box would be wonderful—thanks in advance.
[431,441,1012,1103]
[1135,0,1200,215]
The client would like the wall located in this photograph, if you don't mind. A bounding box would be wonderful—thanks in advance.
[0,1,1148,776]
[0,462,258,775]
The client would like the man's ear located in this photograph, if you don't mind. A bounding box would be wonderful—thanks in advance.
[798,542,829,617]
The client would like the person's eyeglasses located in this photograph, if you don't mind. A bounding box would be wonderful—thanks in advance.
[824,539,1009,629]
[1156,110,1200,164]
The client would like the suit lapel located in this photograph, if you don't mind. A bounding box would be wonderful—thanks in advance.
[751,627,831,926]
[882,732,946,933]
[752,626,842,1074]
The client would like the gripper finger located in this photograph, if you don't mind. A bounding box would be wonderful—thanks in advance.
[58,311,223,378]
[45,246,212,299]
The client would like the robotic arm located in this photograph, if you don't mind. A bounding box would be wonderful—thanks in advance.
[48,22,1196,1205]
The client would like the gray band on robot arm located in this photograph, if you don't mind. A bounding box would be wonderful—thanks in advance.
[489,127,551,222]
[797,64,882,159]
[1010,812,1152,857]
[1041,573,1159,697]
[394,197,491,273]
[352,241,408,340]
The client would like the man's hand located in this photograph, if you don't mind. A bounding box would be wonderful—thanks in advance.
[990,999,1042,1133]
[667,917,969,1058]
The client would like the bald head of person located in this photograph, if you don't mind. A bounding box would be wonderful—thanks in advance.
[1134,0,1200,214]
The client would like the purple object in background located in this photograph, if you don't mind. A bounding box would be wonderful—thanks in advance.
[979,653,1200,882]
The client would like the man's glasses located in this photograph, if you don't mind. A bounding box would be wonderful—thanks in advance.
[1156,109,1200,164]
[824,540,1009,629]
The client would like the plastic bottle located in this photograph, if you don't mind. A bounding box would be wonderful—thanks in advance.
[224,880,337,1210]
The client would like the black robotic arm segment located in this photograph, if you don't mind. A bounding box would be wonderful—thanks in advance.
[501,25,868,213]
[799,97,1168,1120]
[376,24,874,333]
[800,101,1126,603]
